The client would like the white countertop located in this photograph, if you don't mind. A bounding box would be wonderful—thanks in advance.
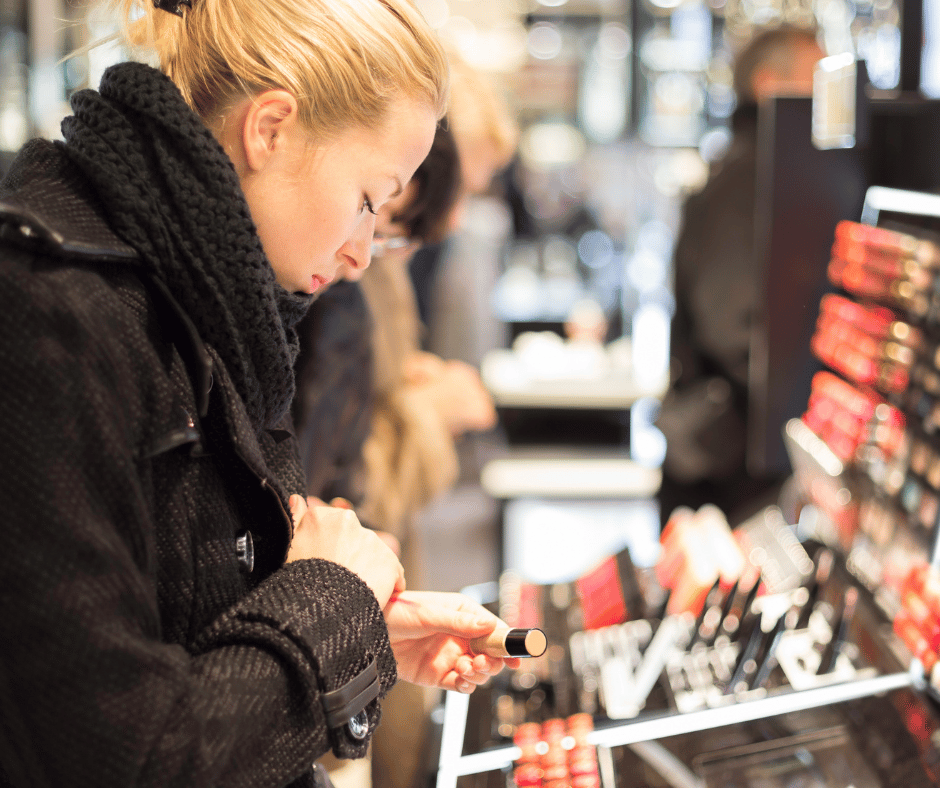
[481,347,666,410]
[480,448,662,500]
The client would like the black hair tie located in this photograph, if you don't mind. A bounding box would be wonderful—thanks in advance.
[153,0,192,17]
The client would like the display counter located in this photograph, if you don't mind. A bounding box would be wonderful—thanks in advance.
[434,548,939,788]
[432,189,940,788]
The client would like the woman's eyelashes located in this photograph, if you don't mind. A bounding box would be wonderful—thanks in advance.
[362,195,378,216]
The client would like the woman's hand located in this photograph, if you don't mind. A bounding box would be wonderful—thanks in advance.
[402,351,447,384]
[409,358,497,436]
[287,495,405,608]
[325,496,401,556]
[384,591,521,693]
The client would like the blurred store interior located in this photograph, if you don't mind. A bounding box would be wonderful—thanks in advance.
[7,0,940,786]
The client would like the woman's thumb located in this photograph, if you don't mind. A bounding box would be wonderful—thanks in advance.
[451,612,499,637]
[288,494,308,528]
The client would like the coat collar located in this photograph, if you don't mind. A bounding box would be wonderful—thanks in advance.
[0,139,137,260]
[0,139,213,416]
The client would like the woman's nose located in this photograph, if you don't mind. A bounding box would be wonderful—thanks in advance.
[342,214,376,272]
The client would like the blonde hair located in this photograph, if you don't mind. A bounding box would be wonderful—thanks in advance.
[446,54,518,168]
[108,0,448,137]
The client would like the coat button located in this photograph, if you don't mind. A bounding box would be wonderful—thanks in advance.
[347,710,369,740]
[235,531,254,573]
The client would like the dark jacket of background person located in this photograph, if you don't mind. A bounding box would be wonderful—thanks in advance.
[0,64,395,788]
[656,105,782,522]
[292,280,374,505]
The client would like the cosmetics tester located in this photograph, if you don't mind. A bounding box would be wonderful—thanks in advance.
[432,29,940,788]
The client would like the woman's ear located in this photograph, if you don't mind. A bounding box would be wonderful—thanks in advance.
[241,90,300,172]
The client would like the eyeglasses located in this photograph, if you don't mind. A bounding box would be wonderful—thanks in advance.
[371,234,414,258]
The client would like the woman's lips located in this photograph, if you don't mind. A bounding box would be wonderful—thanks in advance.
[310,274,331,292]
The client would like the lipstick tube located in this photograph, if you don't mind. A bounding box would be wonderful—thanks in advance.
[724,614,764,694]
[817,587,858,675]
[834,220,940,267]
[811,370,879,420]
[891,279,930,317]
[749,614,788,690]
[841,266,894,299]
[469,627,547,658]
[903,591,940,651]
[820,293,895,333]
[795,549,833,631]
[687,578,721,648]
[706,578,740,647]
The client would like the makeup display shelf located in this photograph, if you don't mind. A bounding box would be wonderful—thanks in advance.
[432,549,940,788]
[431,188,940,788]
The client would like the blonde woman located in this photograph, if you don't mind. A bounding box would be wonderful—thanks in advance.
[0,1,517,785]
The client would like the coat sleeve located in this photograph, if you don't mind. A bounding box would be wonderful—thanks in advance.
[0,263,395,788]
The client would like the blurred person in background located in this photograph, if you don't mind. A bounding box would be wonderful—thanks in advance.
[410,54,520,360]
[296,54,518,788]
[366,62,519,788]
[656,25,825,527]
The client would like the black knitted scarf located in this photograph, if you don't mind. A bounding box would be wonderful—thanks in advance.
[60,62,313,431]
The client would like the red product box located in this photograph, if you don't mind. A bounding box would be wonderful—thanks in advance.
[834,220,911,254]
[895,609,939,672]
[575,549,643,630]
[818,421,863,462]
[840,265,895,300]
[828,255,848,287]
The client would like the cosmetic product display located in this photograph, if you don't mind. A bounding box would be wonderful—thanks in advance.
[439,537,940,788]
[436,205,940,788]
[894,561,940,674]
[797,217,940,603]
[512,714,599,788]
[656,504,747,616]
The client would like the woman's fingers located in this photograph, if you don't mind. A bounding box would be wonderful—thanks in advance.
[285,502,405,607]
[288,494,308,527]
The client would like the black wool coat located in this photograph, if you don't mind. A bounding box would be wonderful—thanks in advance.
[0,142,396,788]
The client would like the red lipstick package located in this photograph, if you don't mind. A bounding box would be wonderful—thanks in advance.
[575,547,645,630]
